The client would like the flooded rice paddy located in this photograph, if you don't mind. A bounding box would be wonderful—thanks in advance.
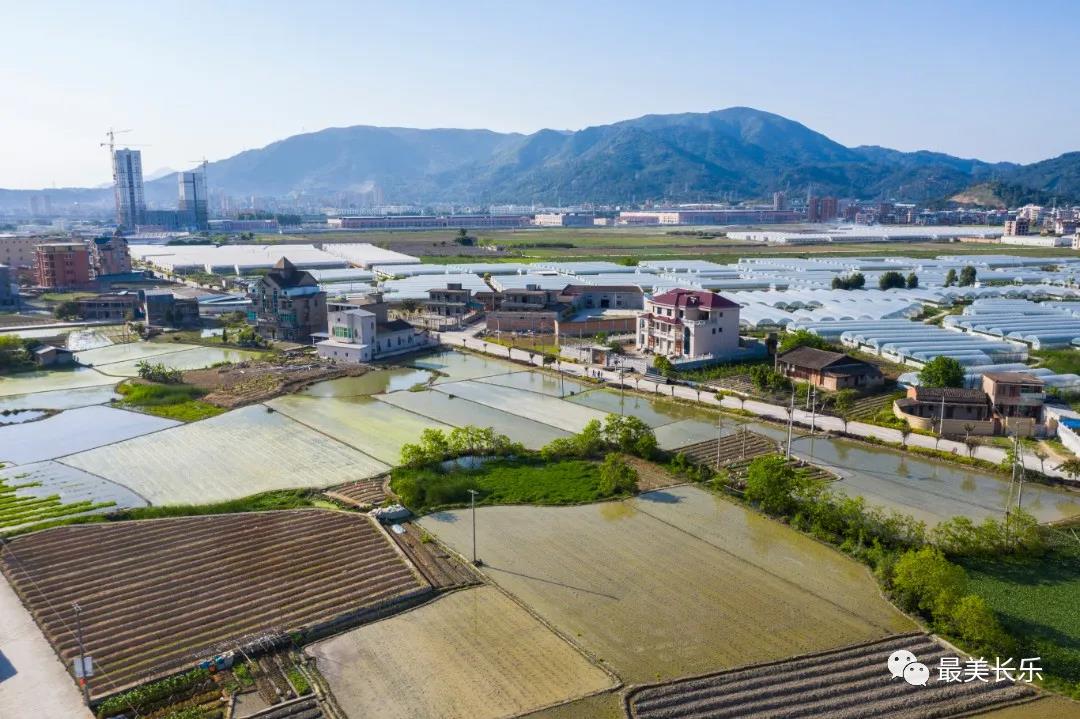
[2,345,1078,525]
[0,405,179,465]
[421,485,915,683]
[60,405,390,505]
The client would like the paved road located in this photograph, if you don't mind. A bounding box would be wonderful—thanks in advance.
[438,334,1060,480]
[0,572,92,719]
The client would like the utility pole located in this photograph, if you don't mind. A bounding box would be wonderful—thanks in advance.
[467,489,481,565]
[618,358,626,416]
[715,411,723,469]
[808,385,817,458]
[1015,433,1026,510]
[73,602,90,705]
[786,385,796,459]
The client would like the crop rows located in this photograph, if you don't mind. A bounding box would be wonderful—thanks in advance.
[627,633,1036,719]
[324,478,386,508]
[0,510,429,698]
[673,432,778,466]
[248,696,324,719]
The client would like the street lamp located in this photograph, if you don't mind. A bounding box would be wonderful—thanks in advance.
[467,489,482,566]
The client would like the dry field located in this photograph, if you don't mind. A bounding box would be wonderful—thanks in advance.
[308,585,615,719]
[0,510,429,698]
[324,478,387,508]
[626,633,1036,719]
[420,485,914,684]
[670,431,778,465]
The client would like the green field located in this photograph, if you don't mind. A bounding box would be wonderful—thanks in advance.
[391,458,613,512]
[115,381,225,422]
[963,553,1080,693]
[0,473,116,532]
[267,227,1080,264]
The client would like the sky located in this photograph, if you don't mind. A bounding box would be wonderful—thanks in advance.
[2,0,1078,189]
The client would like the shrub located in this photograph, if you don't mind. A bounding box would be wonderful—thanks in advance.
[598,453,638,496]
[135,360,184,384]
[744,454,805,515]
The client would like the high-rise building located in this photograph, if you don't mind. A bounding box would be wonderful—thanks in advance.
[772,191,788,211]
[112,149,146,229]
[179,170,209,230]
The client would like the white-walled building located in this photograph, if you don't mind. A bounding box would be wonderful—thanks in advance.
[636,288,740,360]
[316,294,432,363]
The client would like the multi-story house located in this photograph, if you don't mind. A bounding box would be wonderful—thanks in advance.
[89,234,132,278]
[425,282,473,323]
[316,293,430,363]
[983,371,1045,437]
[252,257,327,343]
[636,288,740,360]
[34,242,91,289]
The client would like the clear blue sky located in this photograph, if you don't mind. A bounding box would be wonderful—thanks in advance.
[2,0,1077,189]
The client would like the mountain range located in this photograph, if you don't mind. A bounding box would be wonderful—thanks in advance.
[3,107,1078,211]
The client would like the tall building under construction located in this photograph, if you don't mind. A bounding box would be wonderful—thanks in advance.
[112,148,146,229]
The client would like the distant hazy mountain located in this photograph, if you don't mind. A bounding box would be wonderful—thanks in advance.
[3,108,1078,210]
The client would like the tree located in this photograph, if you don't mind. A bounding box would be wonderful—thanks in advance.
[602,415,657,458]
[878,271,906,290]
[905,273,919,289]
[948,594,1014,657]
[744,455,804,515]
[918,356,965,388]
[889,547,967,619]
[778,329,835,354]
[959,265,977,287]
[1057,457,1080,480]
[53,300,80,320]
[0,335,33,371]
[598,453,638,496]
[399,299,420,315]
[454,228,474,246]
[831,272,866,290]
[944,269,957,287]
[652,355,673,377]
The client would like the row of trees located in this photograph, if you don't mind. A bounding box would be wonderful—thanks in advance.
[399,425,524,467]
[739,453,1038,658]
[831,272,866,290]
[878,271,919,290]
[944,265,978,287]
[540,414,658,461]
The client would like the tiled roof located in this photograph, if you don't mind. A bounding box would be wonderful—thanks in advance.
[649,288,739,310]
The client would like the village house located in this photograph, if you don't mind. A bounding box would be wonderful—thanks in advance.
[893,386,994,435]
[316,293,432,363]
[775,346,884,391]
[636,288,740,360]
[252,257,327,343]
[982,371,1045,437]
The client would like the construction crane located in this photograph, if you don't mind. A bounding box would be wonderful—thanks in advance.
[100,128,149,156]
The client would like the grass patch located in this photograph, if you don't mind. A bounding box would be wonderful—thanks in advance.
[115,381,225,422]
[391,458,614,513]
[1,489,327,537]
[961,553,1080,695]
[1033,348,1080,376]
[39,291,97,302]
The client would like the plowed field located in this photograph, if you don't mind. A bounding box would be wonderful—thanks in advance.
[0,510,428,698]
[627,633,1037,719]
[309,585,615,719]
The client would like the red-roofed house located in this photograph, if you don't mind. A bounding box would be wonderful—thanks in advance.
[636,288,741,360]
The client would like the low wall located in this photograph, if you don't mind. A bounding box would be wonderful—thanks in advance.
[892,402,995,436]
[556,317,636,338]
